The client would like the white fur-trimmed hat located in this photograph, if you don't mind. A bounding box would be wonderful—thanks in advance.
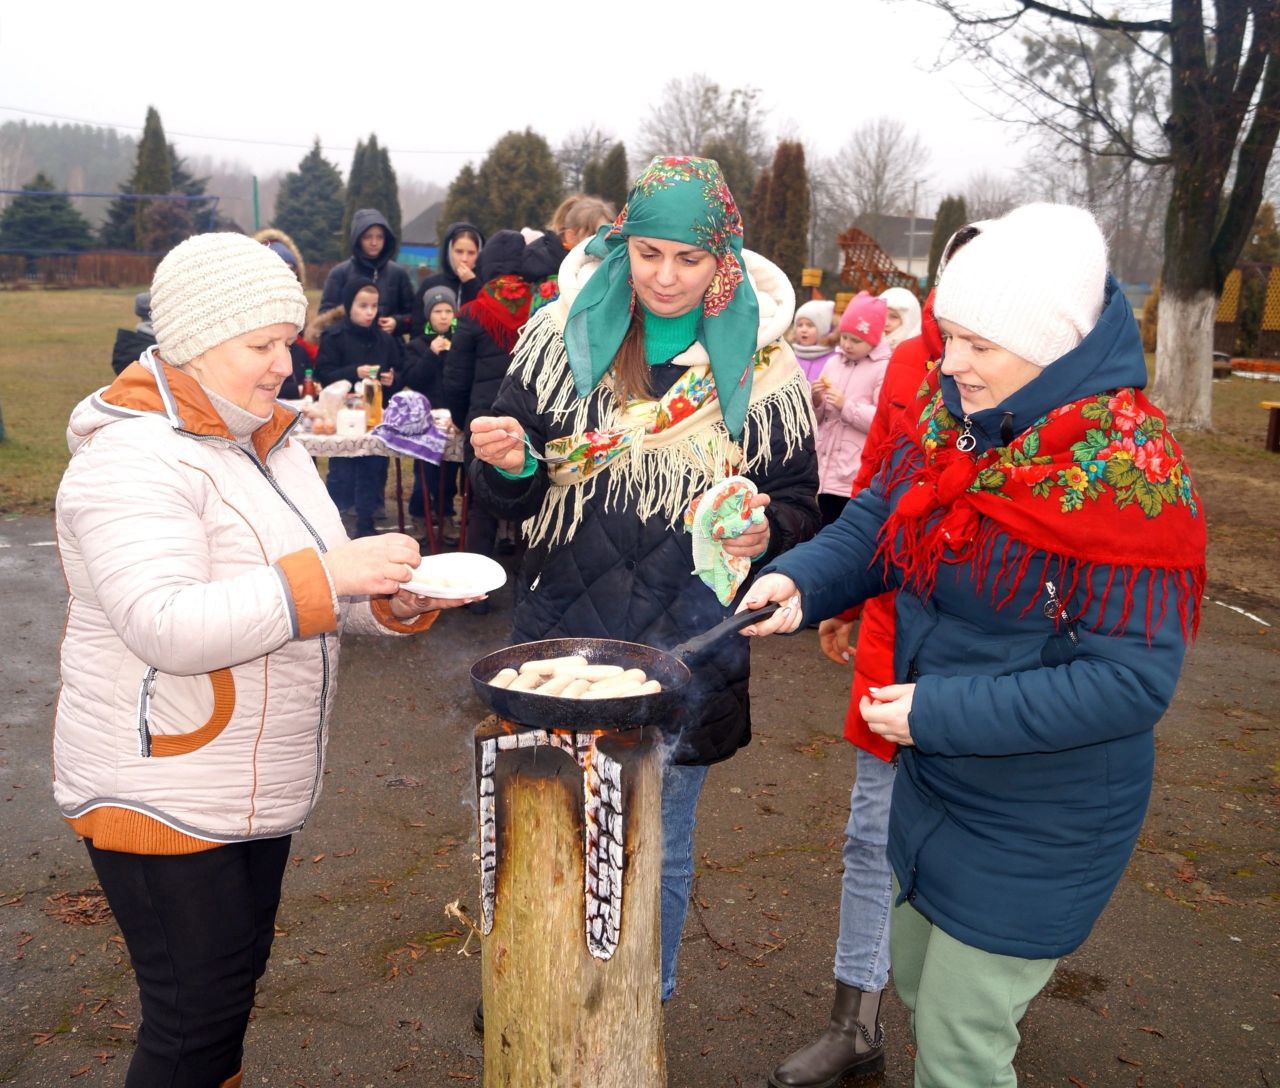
[934,203,1107,367]
[151,232,308,366]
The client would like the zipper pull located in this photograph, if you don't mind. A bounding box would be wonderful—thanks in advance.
[1043,581,1080,645]
[956,415,977,452]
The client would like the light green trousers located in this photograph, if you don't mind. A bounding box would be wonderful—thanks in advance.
[891,881,1058,1088]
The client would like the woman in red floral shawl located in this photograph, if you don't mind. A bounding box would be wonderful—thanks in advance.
[743,203,1205,1088]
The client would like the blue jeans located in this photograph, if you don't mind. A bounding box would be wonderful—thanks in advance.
[833,748,896,991]
[660,761,710,1000]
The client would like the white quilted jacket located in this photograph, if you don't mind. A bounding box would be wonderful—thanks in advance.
[53,351,433,851]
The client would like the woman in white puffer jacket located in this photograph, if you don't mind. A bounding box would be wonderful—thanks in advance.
[53,233,476,1088]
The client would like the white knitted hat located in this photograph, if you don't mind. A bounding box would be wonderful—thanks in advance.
[933,203,1108,367]
[150,232,309,366]
[795,299,836,339]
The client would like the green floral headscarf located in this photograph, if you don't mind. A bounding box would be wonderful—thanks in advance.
[564,155,760,439]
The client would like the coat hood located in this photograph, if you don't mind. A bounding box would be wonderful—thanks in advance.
[348,208,398,269]
[941,275,1144,451]
[68,347,297,463]
[476,229,526,283]
[520,230,568,281]
[556,239,796,351]
[253,227,307,290]
[435,221,485,281]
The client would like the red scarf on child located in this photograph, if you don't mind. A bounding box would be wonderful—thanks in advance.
[461,275,533,353]
[874,370,1207,639]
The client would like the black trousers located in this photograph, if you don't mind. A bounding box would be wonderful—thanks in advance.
[86,835,291,1088]
[818,491,850,528]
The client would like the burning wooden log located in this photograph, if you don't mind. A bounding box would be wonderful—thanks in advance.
[474,717,665,1087]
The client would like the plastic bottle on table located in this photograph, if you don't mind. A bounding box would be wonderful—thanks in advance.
[364,367,383,428]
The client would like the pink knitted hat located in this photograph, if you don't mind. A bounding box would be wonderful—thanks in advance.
[838,291,888,346]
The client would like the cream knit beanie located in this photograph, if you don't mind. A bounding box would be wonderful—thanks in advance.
[151,232,308,366]
[933,203,1107,367]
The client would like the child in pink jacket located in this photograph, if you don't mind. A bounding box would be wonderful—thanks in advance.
[812,292,890,525]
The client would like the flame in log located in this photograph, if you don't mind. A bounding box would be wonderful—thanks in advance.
[478,723,630,960]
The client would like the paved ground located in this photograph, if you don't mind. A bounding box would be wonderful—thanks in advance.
[1,512,1276,1087]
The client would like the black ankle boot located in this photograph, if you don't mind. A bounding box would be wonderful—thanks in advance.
[768,982,885,1087]
[472,998,484,1034]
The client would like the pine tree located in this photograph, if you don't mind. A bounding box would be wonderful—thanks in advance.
[342,135,401,250]
[441,164,487,237]
[169,147,220,232]
[598,144,629,211]
[698,137,756,230]
[471,130,563,237]
[926,195,969,291]
[1237,201,1280,355]
[581,158,604,200]
[747,165,773,256]
[0,172,94,253]
[99,105,173,251]
[273,139,346,263]
[763,142,809,287]
[132,107,173,244]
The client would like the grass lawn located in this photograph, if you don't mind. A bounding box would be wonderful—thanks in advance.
[0,287,139,514]
[0,287,1275,605]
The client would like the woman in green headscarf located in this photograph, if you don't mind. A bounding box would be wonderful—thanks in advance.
[469,155,819,1000]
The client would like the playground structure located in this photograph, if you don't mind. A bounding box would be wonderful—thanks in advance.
[836,226,921,299]
[1215,265,1280,360]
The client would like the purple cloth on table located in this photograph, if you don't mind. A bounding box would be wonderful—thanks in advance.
[371,390,447,464]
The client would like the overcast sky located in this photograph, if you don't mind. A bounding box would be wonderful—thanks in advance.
[1,0,1031,211]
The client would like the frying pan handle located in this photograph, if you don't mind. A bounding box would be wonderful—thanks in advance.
[672,603,781,662]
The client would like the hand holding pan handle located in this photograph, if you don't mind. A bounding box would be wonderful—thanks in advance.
[671,604,781,662]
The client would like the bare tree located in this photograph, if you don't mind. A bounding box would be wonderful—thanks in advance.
[962,170,1020,219]
[635,74,771,166]
[926,0,1280,430]
[823,117,932,236]
[556,124,615,191]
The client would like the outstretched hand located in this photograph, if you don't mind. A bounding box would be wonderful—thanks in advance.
[735,572,803,637]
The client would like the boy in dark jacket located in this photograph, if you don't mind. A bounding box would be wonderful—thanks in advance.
[315,278,404,536]
[401,285,459,532]
[319,209,415,336]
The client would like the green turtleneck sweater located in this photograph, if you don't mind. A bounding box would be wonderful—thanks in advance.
[496,305,704,480]
[642,305,701,365]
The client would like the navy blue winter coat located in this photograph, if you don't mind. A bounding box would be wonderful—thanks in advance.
[766,281,1190,958]
[319,210,416,336]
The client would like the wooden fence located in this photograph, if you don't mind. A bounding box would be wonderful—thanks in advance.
[0,252,160,288]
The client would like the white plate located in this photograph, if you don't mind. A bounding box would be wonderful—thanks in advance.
[401,552,507,599]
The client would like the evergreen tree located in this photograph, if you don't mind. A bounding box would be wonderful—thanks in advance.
[441,164,487,236]
[747,164,774,256]
[470,130,563,237]
[342,135,401,250]
[1238,201,1280,356]
[598,143,630,211]
[341,138,369,245]
[763,141,809,287]
[926,194,968,291]
[0,172,93,253]
[273,139,346,263]
[98,187,139,250]
[99,105,172,250]
[372,140,402,243]
[169,147,220,232]
[132,107,173,244]
[581,158,604,201]
[698,137,756,230]
[138,199,195,256]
